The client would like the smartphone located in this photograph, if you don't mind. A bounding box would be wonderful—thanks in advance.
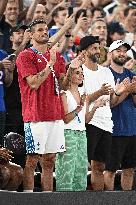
[8,54,16,61]
[68,6,73,17]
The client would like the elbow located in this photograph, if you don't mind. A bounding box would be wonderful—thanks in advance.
[63,117,70,124]
[85,117,90,124]
[64,120,69,124]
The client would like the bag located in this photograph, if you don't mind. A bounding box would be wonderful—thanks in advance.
[4,132,26,155]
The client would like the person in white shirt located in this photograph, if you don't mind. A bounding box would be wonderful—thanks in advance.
[78,35,129,190]
[55,55,106,191]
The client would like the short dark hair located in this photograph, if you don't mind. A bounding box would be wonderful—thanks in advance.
[107,21,126,35]
[52,6,66,19]
[10,23,28,35]
[28,19,47,31]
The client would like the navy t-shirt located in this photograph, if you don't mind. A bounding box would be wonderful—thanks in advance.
[110,67,136,136]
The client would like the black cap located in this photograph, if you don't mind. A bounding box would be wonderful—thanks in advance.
[10,23,28,35]
[78,35,100,51]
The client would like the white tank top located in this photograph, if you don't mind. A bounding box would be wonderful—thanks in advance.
[64,88,86,131]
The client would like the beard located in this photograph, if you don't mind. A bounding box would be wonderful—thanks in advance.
[113,57,127,66]
[36,36,49,44]
[89,53,100,63]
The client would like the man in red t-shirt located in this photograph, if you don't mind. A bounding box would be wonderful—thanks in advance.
[16,19,66,192]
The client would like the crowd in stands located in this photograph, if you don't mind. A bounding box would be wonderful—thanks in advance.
[0,0,136,192]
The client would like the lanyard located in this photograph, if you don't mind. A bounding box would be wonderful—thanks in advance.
[30,47,60,95]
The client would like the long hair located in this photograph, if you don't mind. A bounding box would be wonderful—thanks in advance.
[64,64,83,90]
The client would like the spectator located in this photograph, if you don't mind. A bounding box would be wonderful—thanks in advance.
[16,19,68,192]
[0,51,14,146]
[55,55,106,191]
[109,4,127,23]
[123,6,136,45]
[107,21,126,47]
[91,7,106,21]
[0,0,19,51]
[26,3,47,24]
[73,9,90,39]
[80,35,127,190]
[104,40,136,191]
[4,23,29,168]
[0,147,23,191]
[48,6,67,37]
[89,18,108,64]
[62,35,76,63]
[55,57,88,191]
[104,0,136,17]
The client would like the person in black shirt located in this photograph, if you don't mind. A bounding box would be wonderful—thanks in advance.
[4,24,29,168]
[0,1,19,51]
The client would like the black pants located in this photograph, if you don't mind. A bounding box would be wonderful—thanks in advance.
[86,124,112,163]
[5,109,24,136]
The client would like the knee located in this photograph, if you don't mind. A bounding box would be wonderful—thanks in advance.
[42,154,56,170]
[104,171,115,179]
[91,161,105,174]
[25,155,39,170]
[122,169,134,178]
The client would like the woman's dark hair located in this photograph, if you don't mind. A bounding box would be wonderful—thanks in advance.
[91,7,106,18]
[48,6,66,29]
[75,9,87,23]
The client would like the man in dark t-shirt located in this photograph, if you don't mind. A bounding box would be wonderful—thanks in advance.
[0,1,19,51]
[104,40,136,191]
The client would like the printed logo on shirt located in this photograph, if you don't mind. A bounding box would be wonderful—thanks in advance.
[38,59,42,63]
[60,145,64,150]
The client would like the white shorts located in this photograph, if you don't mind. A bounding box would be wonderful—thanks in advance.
[24,120,65,154]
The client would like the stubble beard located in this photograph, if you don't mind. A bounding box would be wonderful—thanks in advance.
[113,57,126,66]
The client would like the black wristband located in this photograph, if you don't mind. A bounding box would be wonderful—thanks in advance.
[115,91,121,96]
[132,93,136,95]
[65,34,71,38]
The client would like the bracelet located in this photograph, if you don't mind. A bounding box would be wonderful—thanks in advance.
[132,93,136,95]
[74,111,78,117]
[65,34,71,38]
[115,91,121,96]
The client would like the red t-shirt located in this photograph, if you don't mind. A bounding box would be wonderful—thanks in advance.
[16,48,66,122]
